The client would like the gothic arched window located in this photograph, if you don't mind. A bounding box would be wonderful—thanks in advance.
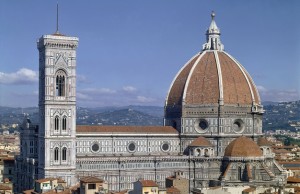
[54,116,59,131]
[62,116,67,131]
[54,147,59,161]
[62,147,67,161]
[55,70,66,96]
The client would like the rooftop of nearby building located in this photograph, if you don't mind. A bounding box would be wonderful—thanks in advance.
[287,176,300,183]
[35,177,57,183]
[257,137,272,146]
[166,186,180,193]
[80,176,104,183]
[138,180,158,187]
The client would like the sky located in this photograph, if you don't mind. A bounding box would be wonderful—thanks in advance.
[0,1,300,107]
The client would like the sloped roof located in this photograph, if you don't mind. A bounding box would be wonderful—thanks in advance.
[139,180,157,187]
[257,137,272,146]
[80,176,104,183]
[189,136,213,147]
[0,185,11,190]
[287,176,300,183]
[166,186,180,194]
[77,125,178,134]
[35,178,56,183]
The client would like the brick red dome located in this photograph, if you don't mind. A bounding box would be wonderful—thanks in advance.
[224,136,263,157]
[166,12,260,107]
[166,50,260,106]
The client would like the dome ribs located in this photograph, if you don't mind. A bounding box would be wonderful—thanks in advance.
[185,51,219,104]
[218,52,253,105]
[224,136,263,157]
[166,51,261,107]
[166,55,198,106]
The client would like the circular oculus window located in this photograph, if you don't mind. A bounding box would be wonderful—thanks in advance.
[233,119,245,133]
[127,142,136,152]
[91,143,100,152]
[195,119,209,133]
[161,142,170,152]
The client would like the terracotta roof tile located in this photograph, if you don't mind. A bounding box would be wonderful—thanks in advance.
[185,52,219,104]
[76,126,178,134]
[166,54,199,106]
[166,51,260,106]
[287,176,300,183]
[189,136,213,147]
[108,190,128,194]
[44,189,72,194]
[0,185,11,190]
[35,178,56,183]
[80,176,104,183]
[166,186,180,194]
[257,137,272,146]
[139,180,157,187]
[23,189,34,194]
[273,149,289,154]
[224,136,262,157]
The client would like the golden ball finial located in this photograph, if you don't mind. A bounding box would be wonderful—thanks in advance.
[211,11,215,20]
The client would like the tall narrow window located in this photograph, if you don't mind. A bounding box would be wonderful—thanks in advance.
[252,166,256,180]
[55,70,66,96]
[54,116,59,131]
[62,117,67,131]
[54,147,59,161]
[62,147,67,161]
[238,167,242,181]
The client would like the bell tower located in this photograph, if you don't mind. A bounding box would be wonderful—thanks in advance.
[37,33,78,186]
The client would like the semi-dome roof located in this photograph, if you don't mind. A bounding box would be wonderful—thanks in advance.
[189,136,213,147]
[224,136,263,157]
[166,12,260,107]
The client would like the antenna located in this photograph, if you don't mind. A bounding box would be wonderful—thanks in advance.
[56,2,59,34]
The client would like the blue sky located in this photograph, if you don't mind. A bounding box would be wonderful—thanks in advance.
[0,1,299,107]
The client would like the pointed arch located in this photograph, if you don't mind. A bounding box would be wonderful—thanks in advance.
[62,147,67,161]
[55,70,67,96]
[54,116,59,131]
[62,116,67,131]
[54,147,59,161]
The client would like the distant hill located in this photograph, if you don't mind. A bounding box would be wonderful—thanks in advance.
[262,101,279,106]
[77,108,163,126]
[0,106,164,129]
[262,100,300,131]
[1,101,300,131]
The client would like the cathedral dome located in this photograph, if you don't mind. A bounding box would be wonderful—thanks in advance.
[224,136,263,157]
[166,12,260,107]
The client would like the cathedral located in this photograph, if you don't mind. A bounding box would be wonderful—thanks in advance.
[15,12,286,192]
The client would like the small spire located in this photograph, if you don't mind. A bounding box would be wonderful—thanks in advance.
[56,2,59,34]
[202,11,224,51]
